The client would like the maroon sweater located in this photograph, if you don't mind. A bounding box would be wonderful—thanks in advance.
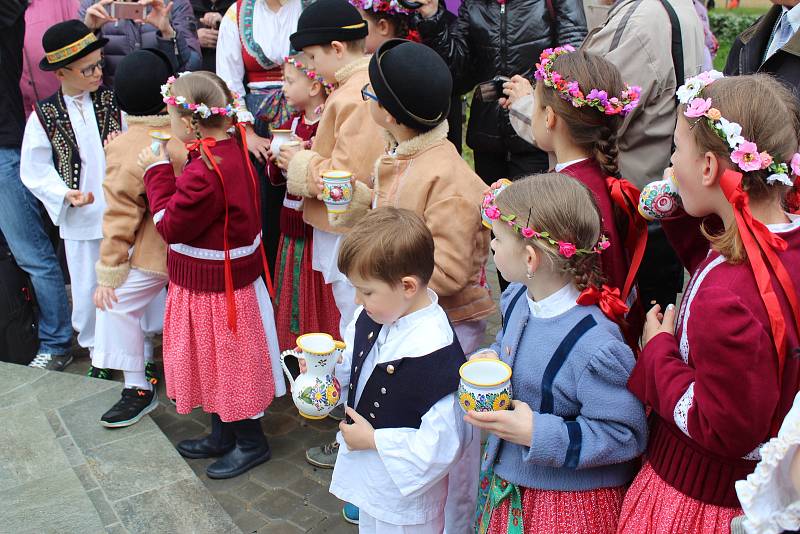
[628,212,800,507]
[143,138,263,292]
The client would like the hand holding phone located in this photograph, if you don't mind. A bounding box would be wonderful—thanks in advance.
[476,76,511,103]
[110,1,145,20]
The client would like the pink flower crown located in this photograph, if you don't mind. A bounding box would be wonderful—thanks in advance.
[160,73,238,119]
[481,180,610,258]
[534,45,641,117]
[283,56,335,93]
[348,0,412,16]
[677,70,800,186]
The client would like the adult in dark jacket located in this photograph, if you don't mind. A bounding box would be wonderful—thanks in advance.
[724,2,800,102]
[79,0,201,86]
[0,0,74,368]
[415,0,587,183]
[191,0,234,71]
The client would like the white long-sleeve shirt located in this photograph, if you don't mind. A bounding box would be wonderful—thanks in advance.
[330,290,469,527]
[19,91,107,241]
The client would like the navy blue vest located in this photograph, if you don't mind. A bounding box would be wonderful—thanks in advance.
[33,87,121,190]
[346,310,465,430]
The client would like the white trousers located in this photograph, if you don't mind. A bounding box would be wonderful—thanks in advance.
[64,239,101,350]
[358,510,445,534]
[92,268,167,372]
[444,427,480,534]
[331,277,357,338]
[254,276,287,398]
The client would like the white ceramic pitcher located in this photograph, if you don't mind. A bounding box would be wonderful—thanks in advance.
[280,333,345,420]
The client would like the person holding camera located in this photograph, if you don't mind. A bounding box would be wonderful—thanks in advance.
[79,0,202,86]
[191,0,234,71]
[413,0,587,184]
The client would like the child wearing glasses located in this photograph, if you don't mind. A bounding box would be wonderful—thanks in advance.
[20,20,122,371]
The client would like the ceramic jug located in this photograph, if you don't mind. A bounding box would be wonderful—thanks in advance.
[280,333,345,420]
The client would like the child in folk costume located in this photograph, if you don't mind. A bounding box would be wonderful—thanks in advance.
[91,49,180,428]
[471,174,647,534]
[530,46,648,342]
[138,71,283,480]
[311,207,470,533]
[618,73,800,533]
[266,53,340,350]
[20,20,122,371]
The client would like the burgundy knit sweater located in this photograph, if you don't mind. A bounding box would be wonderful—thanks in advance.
[143,138,263,292]
[628,211,800,507]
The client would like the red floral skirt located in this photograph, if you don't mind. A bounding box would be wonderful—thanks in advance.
[163,282,275,422]
[617,462,742,534]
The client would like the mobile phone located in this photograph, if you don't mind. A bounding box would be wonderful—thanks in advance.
[110,1,145,20]
[476,76,511,103]
[397,0,423,8]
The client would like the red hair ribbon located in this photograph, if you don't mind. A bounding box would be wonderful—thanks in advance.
[236,122,276,300]
[577,284,629,324]
[719,170,800,393]
[185,137,238,331]
[605,176,648,302]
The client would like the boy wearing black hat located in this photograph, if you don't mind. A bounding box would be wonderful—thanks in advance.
[333,38,491,533]
[91,48,184,428]
[20,20,122,370]
[278,0,385,341]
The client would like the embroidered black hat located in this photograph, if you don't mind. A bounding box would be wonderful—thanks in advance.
[39,20,108,71]
[114,49,176,116]
[290,0,368,51]
[368,39,452,132]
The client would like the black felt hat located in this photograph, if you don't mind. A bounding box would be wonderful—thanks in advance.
[114,49,176,116]
[290,0,368,51]
[39,20,108,71]
[368,39,452,132]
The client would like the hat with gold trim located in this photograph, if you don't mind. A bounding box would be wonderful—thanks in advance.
[290,0,368,51]
[39,20,108,71]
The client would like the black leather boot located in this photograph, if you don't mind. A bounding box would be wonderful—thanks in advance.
[176,414,235,459]
[206,418,271,479]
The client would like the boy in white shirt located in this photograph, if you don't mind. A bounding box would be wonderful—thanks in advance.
[20,20,122,369]
[300,207,470,533]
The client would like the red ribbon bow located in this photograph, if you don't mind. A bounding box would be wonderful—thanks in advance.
[605,176,648,302]
[577,284,629,324]
[719,170,800,397]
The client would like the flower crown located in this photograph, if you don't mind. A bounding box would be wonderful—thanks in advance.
[160,73,238,119]
[348,0,412,16]
[481,181,610,258]
[677,70,800,186]
[534,45,641,117]
[283,56,335,93]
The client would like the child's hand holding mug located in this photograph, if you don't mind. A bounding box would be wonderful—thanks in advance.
[275,141,301,170]
[137,143,169,171]
[469,349,499,361]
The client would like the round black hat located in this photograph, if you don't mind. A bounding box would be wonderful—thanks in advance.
[114,49,176,116]
[368,39,452,132]
[290,0,368,51]
[39,20,108,71]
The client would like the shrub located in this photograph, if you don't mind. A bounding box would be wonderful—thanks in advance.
[709,12,762,44]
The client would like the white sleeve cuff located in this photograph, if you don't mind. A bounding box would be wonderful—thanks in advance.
[145,160,171,173]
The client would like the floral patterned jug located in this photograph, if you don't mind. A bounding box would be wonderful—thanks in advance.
[280,333,345,420]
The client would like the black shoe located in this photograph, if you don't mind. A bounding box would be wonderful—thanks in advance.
[206,419,271,479]
[87,366,114,380]
[28,353,73,371]
[100,387,158,428]
[177,413,235,459]
[144,362,159,386]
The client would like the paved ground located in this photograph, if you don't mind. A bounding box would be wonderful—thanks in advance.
[55,260,505,533]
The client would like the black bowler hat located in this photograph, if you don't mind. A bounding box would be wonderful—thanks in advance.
[114,49,176,116]
[290,0,368,51]
[39,20,108,71]
[369,39,452,132]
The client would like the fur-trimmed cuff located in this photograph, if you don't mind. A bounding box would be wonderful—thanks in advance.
[329,181,372,228]
[95,260,131,289]
[286,150,315,198]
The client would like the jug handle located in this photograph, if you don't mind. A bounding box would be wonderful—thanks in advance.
[279,349,299,390]
[333,341,346,362]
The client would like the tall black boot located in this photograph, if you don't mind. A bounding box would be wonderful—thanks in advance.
[176,413,235,459]
[206,418,271,479]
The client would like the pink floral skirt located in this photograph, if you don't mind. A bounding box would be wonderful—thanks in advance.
[163,283,275,422]
[617,462,741,534]
[484,484,625,534]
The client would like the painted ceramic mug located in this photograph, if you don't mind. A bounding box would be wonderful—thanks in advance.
[269,129,292,155]
[481,178,512,229]
[638,169,681,221]
[458,358,513,413]
[321,171,353,214]
[149,130,171,156]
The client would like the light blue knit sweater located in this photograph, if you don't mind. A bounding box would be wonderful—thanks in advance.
[482,283,648,491]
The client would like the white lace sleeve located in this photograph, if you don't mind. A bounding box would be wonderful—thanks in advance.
[736,392,800,534]
[673,382,695,437]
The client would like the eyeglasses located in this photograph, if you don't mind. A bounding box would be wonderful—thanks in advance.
[66,59,105,78]
[361,83,379,103]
